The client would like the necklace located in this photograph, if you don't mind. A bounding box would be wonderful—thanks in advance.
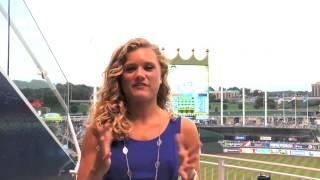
[122,119,162,180]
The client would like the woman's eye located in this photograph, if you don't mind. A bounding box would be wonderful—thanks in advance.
[144,64,154,71]
[124,66,136,73]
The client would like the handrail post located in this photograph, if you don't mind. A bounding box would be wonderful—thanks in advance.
[218,159,225,180]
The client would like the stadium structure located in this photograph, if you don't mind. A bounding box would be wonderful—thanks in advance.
[1,1,320,180]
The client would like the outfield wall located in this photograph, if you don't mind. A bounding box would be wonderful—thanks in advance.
[224,147,320,157]
[222,140,320,157]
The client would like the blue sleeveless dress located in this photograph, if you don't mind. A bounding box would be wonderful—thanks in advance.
[103,116,181,180]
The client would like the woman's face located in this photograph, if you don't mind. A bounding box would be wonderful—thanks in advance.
[121,47,162,104]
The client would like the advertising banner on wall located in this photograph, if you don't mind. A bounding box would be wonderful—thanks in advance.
[240,148,255,154]
[308,151,320,157]
[291,150,308,156]
[255,148,272,154]
[223,148,240,153]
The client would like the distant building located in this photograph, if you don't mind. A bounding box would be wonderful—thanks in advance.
[311,82,320,97]
[211,90,240,99]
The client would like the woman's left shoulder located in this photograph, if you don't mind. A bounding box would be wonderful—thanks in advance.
[180,117,198,135]
[180,117,200,146]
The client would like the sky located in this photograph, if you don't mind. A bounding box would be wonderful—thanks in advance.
[2,0,320,91]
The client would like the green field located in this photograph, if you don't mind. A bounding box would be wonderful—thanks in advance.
[200,153,320,180]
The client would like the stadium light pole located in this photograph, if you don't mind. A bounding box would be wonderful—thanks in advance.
[283,93,285,123]
[242,87,245,126]
[264,90,267,127]
[306,96,309,122]
[294,94,297,127]
[220,87,224,125]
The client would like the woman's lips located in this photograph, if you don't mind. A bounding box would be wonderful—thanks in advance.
[133,83,147,87]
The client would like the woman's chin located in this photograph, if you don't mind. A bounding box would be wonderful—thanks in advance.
[130,94,153,102]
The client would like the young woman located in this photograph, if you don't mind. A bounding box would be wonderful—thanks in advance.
[78,38,201,180]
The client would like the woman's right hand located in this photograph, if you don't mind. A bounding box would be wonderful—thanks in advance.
[77,123,113,180]
[94,123,113,175]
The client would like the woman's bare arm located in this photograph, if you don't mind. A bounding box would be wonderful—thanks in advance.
[77,124,112,180]
[178,118,201,179]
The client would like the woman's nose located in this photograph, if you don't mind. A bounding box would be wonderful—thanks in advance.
[135,67,146,79]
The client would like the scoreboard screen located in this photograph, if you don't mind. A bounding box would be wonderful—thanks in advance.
[168,65,209,121]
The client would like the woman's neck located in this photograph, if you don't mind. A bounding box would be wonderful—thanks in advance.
[126,102,164,123]
[126,102,170,140]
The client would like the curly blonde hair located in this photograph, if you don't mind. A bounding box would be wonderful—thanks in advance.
[89,38,170,141]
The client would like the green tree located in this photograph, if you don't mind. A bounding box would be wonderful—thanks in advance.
[240,88,252,96]
[254,97,276,109]
[253,90,263,96]
[267,99,276,109]
[70,105,79,113]
[70,84,93,100]
[309,100,320,107]
[228,87,240,91]
[223,103,228,110]
[254,97,263,109]
[209,93,217,102]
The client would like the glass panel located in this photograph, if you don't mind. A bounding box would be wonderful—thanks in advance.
[0,0,8,73]
[0,0,69,105]
[0,0,74,155]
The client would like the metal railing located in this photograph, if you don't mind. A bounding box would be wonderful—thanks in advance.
[200,154,320,180]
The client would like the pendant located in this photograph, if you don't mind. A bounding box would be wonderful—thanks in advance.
[123,146,128,155]
[156,138,162,147]
[155,160,160,168]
